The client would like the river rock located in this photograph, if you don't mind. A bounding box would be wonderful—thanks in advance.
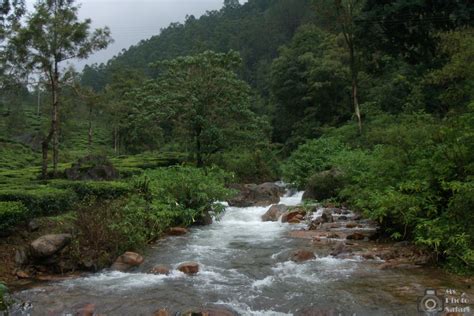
[178,262,200,275]
[195,211,213,226]
[149,265,171,275]
[330,242,351,257]
[111,252,144,271]
[291,249,316,262]
[28,218,41,232]
[15,247,29,266]
[228,183,284,207]
[346,232,366,241]
[261,204,288,222]
[168,227,188,236]
[182,307,238,316]
[64,155,119,181]
[321,209,334,223]
[281,208,306,223]
[75,303,96,316]
[154,309,170,316]
[30,234,72,258]
[346,222,358,228]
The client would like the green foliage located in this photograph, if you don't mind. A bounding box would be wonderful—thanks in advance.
[0,201,28,233]
[0,186,76,216]
[281,137,346,189]
[284,97,474,273]
[143,166,234,226]
[271,24,350,145]
[210,146,280,183]
[304,169,346,202]
[0,281,9,311]
[50,180,131,200]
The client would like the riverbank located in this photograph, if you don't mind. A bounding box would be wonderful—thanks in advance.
[4,187,474,315]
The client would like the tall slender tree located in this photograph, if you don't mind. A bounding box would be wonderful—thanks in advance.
[12,0,112,178]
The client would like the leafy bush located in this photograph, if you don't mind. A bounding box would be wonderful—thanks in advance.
[284,109,474,273]
[210,147,280,183]
[51,180,132,200]
[0,187,76,216]
[303,169,346,201]
[143,166,234,226]
[0,201,28,233]
[281,137,346,189]
[0,281,9,311]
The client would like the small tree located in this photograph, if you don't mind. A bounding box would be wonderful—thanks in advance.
[12,0,112,178]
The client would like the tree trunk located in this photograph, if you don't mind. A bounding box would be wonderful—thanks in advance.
[195,127,203,168]
[41,127,54,179]
[352,76,362,133]
[52,62,60,176]
[349,42,362,134]
[88,106,93,149]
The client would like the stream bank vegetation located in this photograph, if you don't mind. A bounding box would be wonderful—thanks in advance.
[0,0,473,299]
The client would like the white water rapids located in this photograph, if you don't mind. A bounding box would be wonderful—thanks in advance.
[10,190,469,315]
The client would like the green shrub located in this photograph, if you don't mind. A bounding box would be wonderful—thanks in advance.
[0,187,76,216]
[0,282,9,311]
[51,180,132,199]
[282,137,346,189]
[210,147,280,183]
[142,166,234,226]
[0,201,28,233]
[303,169,346,201]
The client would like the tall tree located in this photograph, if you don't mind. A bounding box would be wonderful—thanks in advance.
[315,0,364,133]
[12,0,112,178]
[132,51,263,167]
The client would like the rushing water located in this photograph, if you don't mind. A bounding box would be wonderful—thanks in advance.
[10,191,474,315]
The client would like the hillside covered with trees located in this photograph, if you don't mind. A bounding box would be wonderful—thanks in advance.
[0,0,473,296]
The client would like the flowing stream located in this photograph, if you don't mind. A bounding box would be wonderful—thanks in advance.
[9,191,473,315]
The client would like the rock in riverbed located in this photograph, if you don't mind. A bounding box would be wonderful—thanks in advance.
[149,265,171,275]
[291,249,316,262]
[111,252,144,271]
[168,227,188,236]
[228,182,284,207]
[30,234,72,258]
[261,204,288,222]
[281,208,306,223]
[178,262,200,275]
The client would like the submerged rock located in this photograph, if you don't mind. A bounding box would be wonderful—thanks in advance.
[149,265,171,275]
[228,182,284,207]
[168,227,188,236]
[111,252,144,272]
[291,249,316,262]
[178,262,200,275]
[261,204,288,222]
[182,307,238,316]
[30,234,72,258]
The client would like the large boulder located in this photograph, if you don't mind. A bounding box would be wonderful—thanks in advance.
[228,183,284,207]
[30,234,72,258]
[302,169,345,201]
[261,204,288,222]
[178,262,200,275]
[111,252,144,272]
[64,155,119,181]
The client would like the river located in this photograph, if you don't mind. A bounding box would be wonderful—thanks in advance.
[9,191,473,315]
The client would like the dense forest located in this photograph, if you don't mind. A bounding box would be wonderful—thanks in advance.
[0,0,473,290]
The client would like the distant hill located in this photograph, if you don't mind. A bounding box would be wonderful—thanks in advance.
[81,0,313,95]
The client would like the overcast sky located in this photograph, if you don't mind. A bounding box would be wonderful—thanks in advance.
[26,0,243,70]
